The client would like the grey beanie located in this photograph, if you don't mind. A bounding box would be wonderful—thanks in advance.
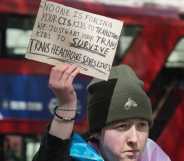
[87,64,152,133]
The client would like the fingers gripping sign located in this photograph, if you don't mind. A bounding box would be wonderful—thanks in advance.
[49,64,80,108]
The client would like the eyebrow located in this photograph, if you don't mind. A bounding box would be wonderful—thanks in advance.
[107,121,128,128]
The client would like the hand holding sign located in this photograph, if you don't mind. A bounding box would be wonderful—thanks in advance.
[26,0,123,80]
[49,64,80,108]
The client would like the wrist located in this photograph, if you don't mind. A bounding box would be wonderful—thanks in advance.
[54,106,77,122]
[56,106,77,111]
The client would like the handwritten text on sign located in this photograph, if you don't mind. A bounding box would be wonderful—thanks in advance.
[26,0,123,80]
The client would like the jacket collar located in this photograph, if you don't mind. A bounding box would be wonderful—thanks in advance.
[70,133,104,161]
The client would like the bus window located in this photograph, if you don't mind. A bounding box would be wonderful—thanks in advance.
[166,37,184,68]
[4,135,40,161]
[115,25,141,63]
[5,16,34,56]
[26,137,40,161]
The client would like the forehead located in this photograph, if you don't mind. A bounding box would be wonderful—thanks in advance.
[106,118,148,127]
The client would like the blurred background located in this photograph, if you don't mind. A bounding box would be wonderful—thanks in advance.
[0,0,184,160]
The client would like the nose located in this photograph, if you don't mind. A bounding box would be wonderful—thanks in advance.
[127,126,138,146]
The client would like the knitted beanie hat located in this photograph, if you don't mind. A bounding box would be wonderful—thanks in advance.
[87,64,152,133]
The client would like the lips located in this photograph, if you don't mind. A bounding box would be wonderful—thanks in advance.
[124,150,140,158]
[125,150,139,153]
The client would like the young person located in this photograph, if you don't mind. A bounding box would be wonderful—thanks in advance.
[32,64,171,161]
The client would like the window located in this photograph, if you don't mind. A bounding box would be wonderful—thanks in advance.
[114,25,141,64]
[6,16,34,56]
[4,135,40,161]
[6,28,32,55]
[166,37,184,67]
[26,138,40,161]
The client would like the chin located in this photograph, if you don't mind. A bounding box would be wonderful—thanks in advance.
[118,155,139,161]
[119,158,138,161]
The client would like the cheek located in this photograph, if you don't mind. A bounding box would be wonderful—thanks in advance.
[102,130,124,154]
[139,132,149,150]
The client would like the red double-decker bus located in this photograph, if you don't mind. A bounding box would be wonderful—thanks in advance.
[0,0,184,161]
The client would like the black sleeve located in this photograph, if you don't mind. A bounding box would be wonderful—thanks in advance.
[32,131,72,161]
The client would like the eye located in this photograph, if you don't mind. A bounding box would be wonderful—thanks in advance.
[115,123,130,131]
[137,121,149,131]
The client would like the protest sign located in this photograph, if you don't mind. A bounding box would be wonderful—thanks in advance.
[26,0,123,80]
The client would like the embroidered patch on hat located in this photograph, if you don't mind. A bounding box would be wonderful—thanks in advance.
[124,98,138,110]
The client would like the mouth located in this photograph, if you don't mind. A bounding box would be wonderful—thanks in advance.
[124,150,140,159]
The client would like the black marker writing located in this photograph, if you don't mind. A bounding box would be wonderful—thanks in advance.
[36,30,50,39]
[50,44,82,63]
[44,3,70,16]
[96,26,118,40]
[29,39,51,53]
[41,13,57,23]
[71,37,110,56]
[58,17,86,30]
[96,36,117,50]
[85,14,112,29]
[81,55,111,73]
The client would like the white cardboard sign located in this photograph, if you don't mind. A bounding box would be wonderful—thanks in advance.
[26,0,123,80]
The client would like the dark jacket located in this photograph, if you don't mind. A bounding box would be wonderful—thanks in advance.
[32,132,73,161]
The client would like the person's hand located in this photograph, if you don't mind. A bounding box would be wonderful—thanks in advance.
[48,64,80,108]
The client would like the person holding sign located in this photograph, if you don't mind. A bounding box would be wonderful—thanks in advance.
[32,64,171,161]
